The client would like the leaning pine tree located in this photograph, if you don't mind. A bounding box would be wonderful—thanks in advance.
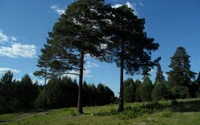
[34,0,110,114]
[104,5,160,111]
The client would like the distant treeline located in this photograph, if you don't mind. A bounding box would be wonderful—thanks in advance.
[0,71,115,114]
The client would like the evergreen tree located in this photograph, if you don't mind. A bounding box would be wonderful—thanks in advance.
[0,71,16,113]
[134,79,142,102]
[19,74,38,109]
[152,81,167,101]
[34,0,109,114]
[167,47,196,98]
[87,83,97,106]
[105,5,160,112]
[155,63,165,83]
[139,76,152,102]
[195,72,200,96]
[123,78,135,102]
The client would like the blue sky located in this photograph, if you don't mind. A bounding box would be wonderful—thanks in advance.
[0,0,200,96]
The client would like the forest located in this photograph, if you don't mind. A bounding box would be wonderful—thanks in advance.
[1,45,200,114]
[1,0,200,116]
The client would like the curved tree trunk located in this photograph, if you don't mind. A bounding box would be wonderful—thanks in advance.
[78,50,84,114]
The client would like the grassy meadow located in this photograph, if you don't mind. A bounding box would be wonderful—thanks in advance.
[1,98,200,125]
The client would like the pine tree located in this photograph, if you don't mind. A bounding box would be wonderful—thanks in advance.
[167,47,196,98]
[152,81,167,101]
[134,79,142,102]
[139,76,152,102]
[105,5,160,111]
[155,63,165,84]
[34,0,109,114]
[124,78,135,102]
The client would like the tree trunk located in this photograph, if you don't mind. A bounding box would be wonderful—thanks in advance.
[43,67,47,109]
[78,50,84,114]
[118,41,124,112]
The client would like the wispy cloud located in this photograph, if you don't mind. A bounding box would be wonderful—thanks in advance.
[66,69,93,80]
[139,2,144,7]
[0,68,21,74]
[85,61,99,68]
[0,43,37,58]
[0,29,16,44]
[50,4,65,15]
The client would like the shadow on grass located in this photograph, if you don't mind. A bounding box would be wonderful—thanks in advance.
[92,109,119,117]
[172,100,200,112]
[94,102,169,118]
[94,99,200,118]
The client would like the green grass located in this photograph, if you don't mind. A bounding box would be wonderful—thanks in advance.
[1,98,200,125]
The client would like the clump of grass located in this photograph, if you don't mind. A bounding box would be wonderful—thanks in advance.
[161,109,172,117]
[110,107,118,115]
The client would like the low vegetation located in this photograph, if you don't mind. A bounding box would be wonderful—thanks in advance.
[1,98,200,125]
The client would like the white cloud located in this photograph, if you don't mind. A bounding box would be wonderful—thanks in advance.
[67,69,93,79]
[150,69,156,73]
[0,29,9,44]
[0,29,17,44]
[163,72,168,77]
[112,4,123,8]
[50,4,65,15]
[92,63,99,68]
[112,2,139,16]
[85,61,99,69]
[0,43,37,58]
[0,68,21,74]
[126,2,134,9]
[84,69,93,78]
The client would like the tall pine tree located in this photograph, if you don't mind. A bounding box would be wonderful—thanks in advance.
[35,0,109,114]
[105,5,160,111]
[167,47,196,98]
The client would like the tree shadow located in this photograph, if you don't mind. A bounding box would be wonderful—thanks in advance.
[172,100,200,112]
[92,100,200,117]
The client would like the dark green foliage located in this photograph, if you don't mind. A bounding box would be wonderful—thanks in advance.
[19,74,39,109]
[123,78,136,102]
[195,72,200,97]
[152,81,167,101]
[155,63,165,83]
[44,77,78,108]
[0,71,40,113]
[34,77,114,109]
[0,71,16,113]
[167,47,196,99]
[96,83,115,105]
[0,71,115,113]
[171,86,189,99]
[139,76,152,102]
[87,83,98,106]
[134,79,142,102]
